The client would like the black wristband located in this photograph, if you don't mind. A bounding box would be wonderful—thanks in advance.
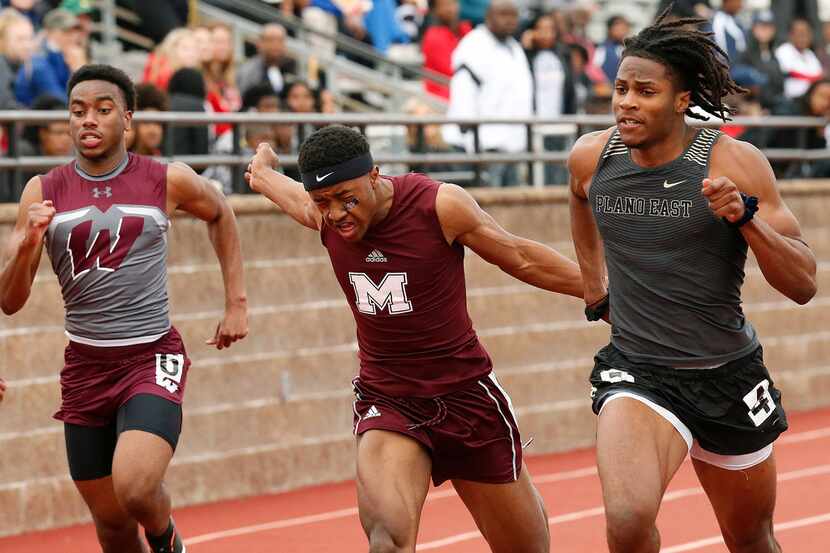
[725,193,759,228]
[585,293,609,322]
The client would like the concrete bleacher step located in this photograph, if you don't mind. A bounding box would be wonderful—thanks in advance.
[3,290,829,383]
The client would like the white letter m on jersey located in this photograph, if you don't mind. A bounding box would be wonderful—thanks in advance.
[348,272,413,315]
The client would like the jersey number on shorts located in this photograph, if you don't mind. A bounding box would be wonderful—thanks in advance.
[348,272,413,315]
[743,379,775,427]
[156,354,184,394]
[67,217,145,279]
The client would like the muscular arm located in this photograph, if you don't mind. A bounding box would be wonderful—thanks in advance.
[0,178,52,315]
[567,130,611,305]
[436,183,583,298]
[246,144,321,230]
[708,137,817,305]
[167,162,248,347]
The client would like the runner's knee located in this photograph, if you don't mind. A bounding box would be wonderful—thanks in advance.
[722,518,779,553]
[113,470,162,515]
[366,525,414,553]
[605,503,659,551]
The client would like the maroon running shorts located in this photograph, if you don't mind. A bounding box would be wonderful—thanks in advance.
[352,371,523,486]
[54,327,191,427]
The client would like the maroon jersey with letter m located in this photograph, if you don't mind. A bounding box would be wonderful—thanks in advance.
[322,173,492,397]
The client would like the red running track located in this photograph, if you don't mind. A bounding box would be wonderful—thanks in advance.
[3,407,830,552]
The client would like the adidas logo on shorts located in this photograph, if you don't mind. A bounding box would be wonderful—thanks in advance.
[365,249,388,263]
[363,405,382,419]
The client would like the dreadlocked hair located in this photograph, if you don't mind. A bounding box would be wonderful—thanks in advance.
[621,6,747,121]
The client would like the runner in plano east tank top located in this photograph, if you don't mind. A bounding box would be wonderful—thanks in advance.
[322,172,492,398]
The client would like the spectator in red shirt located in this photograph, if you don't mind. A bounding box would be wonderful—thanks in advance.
[421,0,471,99]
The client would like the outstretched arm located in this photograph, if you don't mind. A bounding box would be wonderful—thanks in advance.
[167,162,249,349]
[435,183,583,298]
[568,131,610,308]
[706,137,817,305]
[0,177,54,315]
[245,143,321,230]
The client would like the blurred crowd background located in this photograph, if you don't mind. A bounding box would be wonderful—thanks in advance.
[2,0,830,193]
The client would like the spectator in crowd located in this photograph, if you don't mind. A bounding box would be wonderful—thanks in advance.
[523,12,576,184]
[59,0,93,44]
[125,83,168,157]
[594,14,629,84]
[130,0,189,44]
[192,24,215,66]
[0,7,33,109]
[771,78,830,177]
[775,17,824,99]
[569,42,610,113]
[15,8,86,106]
[421,0,471,99]
[241,82,281,113]
[771,0,821,52]
[281,79,320,146]
[712,0,766,91]
[142,27,200,91]
[167,67,209,157]
[404,97,470,183]
[205,22,241,115]
[743,9,785,111]
[0,0,48,28]
[19,95,72,183]
[237,23,297,98]
[444,0,533,186]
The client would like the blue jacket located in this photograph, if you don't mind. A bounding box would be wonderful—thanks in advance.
[15,48,69,106]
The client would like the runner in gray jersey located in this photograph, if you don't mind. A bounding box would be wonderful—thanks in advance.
[0,65,248,553]
[568,10,817,553]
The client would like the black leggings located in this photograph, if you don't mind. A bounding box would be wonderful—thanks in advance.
[64,394,182,481]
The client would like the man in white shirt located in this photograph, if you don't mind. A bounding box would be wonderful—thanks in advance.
[443,0,533,186]
[236,24,297,97]
[775,17,824,99]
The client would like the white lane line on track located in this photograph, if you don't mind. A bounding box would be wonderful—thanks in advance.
[414,463,830,551]
[660,513,830,552]
[183,425,830,547]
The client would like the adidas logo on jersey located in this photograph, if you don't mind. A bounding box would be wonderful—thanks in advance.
[363,405,381,419]
[365,249,388,263]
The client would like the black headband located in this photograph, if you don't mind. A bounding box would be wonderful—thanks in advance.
[300,153,374,191]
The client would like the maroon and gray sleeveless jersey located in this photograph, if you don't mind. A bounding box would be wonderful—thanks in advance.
[322,173,492,397]
[41,153,171,346]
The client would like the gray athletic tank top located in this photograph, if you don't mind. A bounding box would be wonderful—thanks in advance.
[41,154,171,346]
[589,127,758,367]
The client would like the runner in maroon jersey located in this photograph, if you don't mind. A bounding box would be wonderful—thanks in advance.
[0,65,249,553]
[246,125,583,552]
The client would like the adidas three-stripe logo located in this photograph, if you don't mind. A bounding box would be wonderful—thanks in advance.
[365,249,388,263]
[364,405,381,419]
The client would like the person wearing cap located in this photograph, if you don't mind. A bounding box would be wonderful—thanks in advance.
[59,0,94,44]
[14,8,86,106]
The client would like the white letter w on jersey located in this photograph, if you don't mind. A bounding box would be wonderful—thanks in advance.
[348,272,413,315]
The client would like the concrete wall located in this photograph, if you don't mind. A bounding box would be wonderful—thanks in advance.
[1,182,828,536]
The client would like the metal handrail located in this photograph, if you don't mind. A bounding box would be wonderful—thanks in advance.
[0,112,825,127]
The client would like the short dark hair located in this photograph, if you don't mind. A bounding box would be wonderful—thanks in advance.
[607,15,627,30]
[621,7,746,120]
[67,64,136,111]
[298,125,370,174]
[242,82,279,111]
[135,83,168,111]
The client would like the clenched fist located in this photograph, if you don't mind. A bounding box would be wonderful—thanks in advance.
[702,177,746,224]
[25,200,56,246]
[245,143,280,193]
